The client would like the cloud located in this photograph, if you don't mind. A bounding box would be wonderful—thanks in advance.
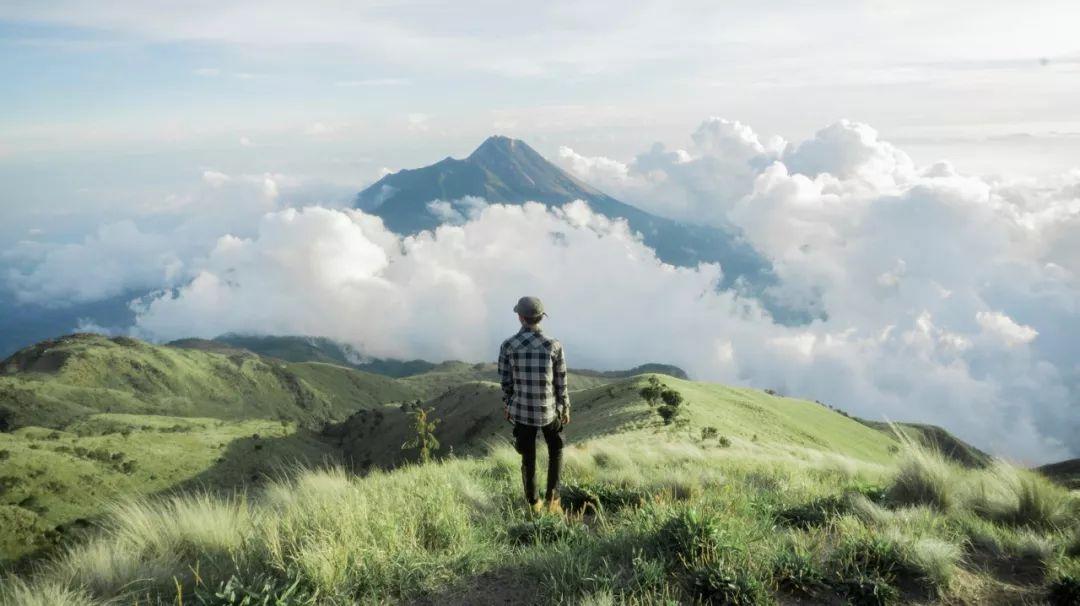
[3,169,345,306]
[335,78,411,87]
[7,117,1080,464]
[425,196,489,224]
[5,221,185,305]
[976,311,1038,346]
[407,113,430,132]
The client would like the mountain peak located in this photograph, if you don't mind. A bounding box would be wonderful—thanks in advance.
[467,134,541,163]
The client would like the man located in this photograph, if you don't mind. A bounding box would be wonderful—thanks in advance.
[499,295,570,514]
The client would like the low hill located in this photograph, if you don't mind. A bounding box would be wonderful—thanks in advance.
[571,363,689,380]
[0,334,421,431]
[1037,458,1080,489]
[855,419,992,468]
[203,333,684,381]
[328,374,902,471]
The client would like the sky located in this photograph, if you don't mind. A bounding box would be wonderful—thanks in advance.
[0,1,1078,463]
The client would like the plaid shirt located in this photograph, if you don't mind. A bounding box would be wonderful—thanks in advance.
[498,325,569,426]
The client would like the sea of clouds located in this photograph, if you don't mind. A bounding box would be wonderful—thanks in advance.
[4,119,1078,463]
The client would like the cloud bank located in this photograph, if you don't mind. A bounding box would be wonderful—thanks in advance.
[5,119,1079,464]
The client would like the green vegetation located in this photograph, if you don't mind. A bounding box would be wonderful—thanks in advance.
[2,434,1076,605]
[0,334,421,430]
[401,407,441,463]
[2,333,1077,604]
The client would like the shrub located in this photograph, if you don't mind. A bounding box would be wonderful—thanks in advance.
[700,426,718,441]
[657,405,680,425]
[686,559,768,605]
[717,436,732,448]
[401,407,441,463]
[0,449,9,460]
[653,509,726,564]
[639,376,663,407]
[772,548,828,599]
[832,573,899,606]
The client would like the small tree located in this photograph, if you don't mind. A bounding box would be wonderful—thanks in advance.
[639,376,663,407]
[656,385,686,426]
[402,407,441,463]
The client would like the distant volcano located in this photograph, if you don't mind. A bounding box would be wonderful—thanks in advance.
[356,136,811,323]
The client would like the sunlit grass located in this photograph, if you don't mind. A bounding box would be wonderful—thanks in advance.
[2,431,1076,605]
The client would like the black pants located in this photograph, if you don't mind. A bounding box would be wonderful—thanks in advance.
[513,420,564,503]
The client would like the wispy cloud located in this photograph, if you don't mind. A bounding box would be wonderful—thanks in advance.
[335,78,411,87]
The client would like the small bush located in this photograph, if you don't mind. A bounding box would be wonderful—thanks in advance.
[0,449,9,460]
[686,559,768,605]
[700,426,718,441]
[717,436,732,448]
[772,549,828,598]
[832,573,899,606]
[653,508,727,564]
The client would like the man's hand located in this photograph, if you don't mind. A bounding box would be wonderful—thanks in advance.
[504,407,512,423]
[560,409,571,426]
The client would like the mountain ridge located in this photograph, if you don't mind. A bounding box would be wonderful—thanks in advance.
[355,136,812,323]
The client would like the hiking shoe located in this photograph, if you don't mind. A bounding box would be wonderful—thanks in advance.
[529,500,544,516]
[546,497,563,515]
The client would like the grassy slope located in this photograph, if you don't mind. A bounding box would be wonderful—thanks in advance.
[399,361,615,399]
[4,427,1077,605]
[1038,458,1080,490]
[5,335,1056,604]
[857,419,992,468]
[0,415,329,565]
[0,334,422,430]
[332,374,900,471]
[0,335,424,566]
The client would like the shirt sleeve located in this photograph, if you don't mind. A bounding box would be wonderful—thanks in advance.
[498,341,513,407]
[553,342,569,412]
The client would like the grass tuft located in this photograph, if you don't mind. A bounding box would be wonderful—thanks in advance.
[885,436,958,511]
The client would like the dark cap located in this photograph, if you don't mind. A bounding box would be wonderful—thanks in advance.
[513,296,546,318]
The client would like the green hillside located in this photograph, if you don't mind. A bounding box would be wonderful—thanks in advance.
[0,334,421,430]
[1039,458,1080,490]
[855,419,992,469]
[0,414,330,565]
[4,375,1078,604]
[4,335,1075,605]
[330,375,902,471]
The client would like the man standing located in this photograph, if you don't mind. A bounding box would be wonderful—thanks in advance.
[499,296,570,514]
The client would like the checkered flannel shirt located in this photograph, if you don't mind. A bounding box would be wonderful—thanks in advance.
[498,325,569,427]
